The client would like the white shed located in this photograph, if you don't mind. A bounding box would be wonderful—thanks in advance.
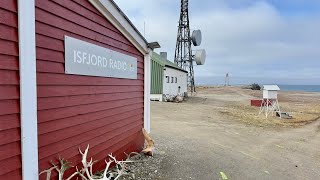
[163,66,188,97]
[263,85,280,99]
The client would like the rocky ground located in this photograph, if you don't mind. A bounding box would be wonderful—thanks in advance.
[120,87,320,180]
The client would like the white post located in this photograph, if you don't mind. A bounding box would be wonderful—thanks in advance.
[259,99,264,116]
[18,0,39,179]
[144,51,152,133]
[266,98,269,118]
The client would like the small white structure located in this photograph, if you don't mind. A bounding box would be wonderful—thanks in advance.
[259,85,281,118]
[163,66,188,99]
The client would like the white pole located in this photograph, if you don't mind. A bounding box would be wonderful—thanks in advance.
[144,51,152,133]
[266,98,269,118]
[18,0,39,179]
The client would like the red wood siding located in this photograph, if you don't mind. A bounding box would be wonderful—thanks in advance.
[0,1,22,179]
[35,0,145,179]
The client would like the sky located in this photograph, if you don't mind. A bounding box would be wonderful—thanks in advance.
[113,0,320,85]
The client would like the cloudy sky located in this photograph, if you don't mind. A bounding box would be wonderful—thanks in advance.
[114,0,320,85]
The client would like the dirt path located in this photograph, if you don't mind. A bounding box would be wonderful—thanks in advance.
[145,89,320,180]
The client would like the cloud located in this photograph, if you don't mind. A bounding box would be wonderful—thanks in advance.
[114,0,320,85]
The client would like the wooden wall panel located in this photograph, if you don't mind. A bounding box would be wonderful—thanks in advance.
[0,1,21,178]
[35,0,145,179]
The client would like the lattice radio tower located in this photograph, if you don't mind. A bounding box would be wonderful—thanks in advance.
[174,0,205,94]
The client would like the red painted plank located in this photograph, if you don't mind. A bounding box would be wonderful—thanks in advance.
[138,61,145,69]
[51,0,120,34]
[37,98,143,123]
[37,85,143,98]
[0,128,20,146]
[0,8,18,27]
[0,142,20,161]
[0,169,21,180]
[36,9,141,56]
[0,70,19,85]
[36,60,64,74]
[38,91,143,110]
[36,34,63,52]
[0,113,20,131]
[39,123,142,170]
[0,155,21,176]
[39,112,143,147]
[0,24,18,42]
[35,0,134,48]
[72,0,103,17]
[37,73,144,86]
[0,40,18,56]
[85,127,143,163]
[0,99,19,116]
[0,54,17,62]
[39,125,141,169]
[38,106,143,135]
[0,1,17,13]
[36,47,64,63]
[36,23,142,59]
[138,67,145,75]
[38,113,143,148]
[0,86,19,100]
[0,57,19,71]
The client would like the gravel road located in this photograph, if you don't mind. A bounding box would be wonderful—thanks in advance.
[122,87,320,180]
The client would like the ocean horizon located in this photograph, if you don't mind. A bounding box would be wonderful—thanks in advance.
[278,85,320,93]
[196,84,320,93]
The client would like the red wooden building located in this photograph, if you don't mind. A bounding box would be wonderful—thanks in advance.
[0,0,156,179]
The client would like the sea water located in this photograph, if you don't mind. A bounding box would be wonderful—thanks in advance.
[278,85,320,92]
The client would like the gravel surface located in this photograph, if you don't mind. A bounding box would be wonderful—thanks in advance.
[121,87,320,179]
[119,137,167,180]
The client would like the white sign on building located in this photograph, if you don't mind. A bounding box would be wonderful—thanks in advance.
[64,36,137,79]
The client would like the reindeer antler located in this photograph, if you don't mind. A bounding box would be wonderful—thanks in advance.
[40,144,138,180]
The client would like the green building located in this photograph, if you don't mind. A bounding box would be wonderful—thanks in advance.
[151,52,188,101]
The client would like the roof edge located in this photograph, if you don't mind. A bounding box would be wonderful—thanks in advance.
[164,65,188,73]
[263,85,280,91]
[152,52,188,73]
[89,0,151,55]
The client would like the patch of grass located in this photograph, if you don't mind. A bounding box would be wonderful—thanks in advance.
[221,102,320,128]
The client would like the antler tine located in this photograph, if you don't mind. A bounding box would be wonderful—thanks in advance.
[108,154,118,163]
[79,144,90,155]
[39,166,57,180]
[79,145,95,180]
[102,159,113,178]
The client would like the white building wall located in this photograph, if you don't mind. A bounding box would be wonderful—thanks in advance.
[163,67,187,97]
[263,90,278,99]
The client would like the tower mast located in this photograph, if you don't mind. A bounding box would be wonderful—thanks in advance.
[174,0,196,93]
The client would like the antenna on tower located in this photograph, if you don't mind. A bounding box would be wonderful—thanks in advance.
[174,0,206,94]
